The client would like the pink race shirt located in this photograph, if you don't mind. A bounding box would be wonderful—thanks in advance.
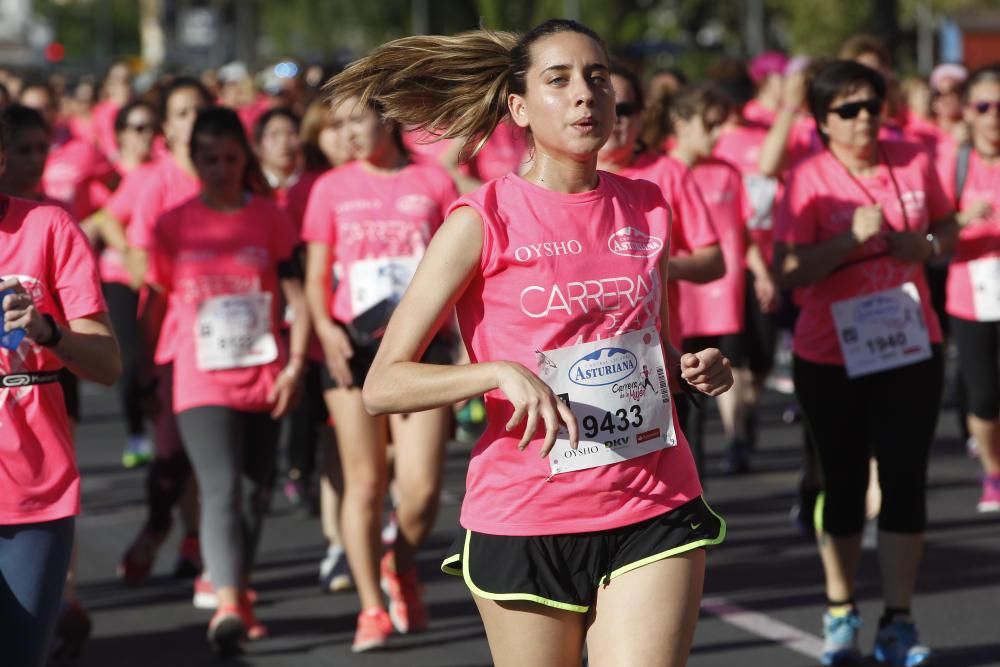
[774,141,952,365]
[0,197,107,524]
[300,161,458,325]
[98,161,159,286]
[679,158,750,337]
[452,172,701,536]
[473,121,528,182]
[148,196,297,413]
[127,157,201,365]
[714,122,779,262]
[43,136,117,221]
[941,149,1000,321]
[619,153,719,349]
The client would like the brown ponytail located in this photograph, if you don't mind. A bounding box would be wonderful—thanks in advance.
[324,19,607,159]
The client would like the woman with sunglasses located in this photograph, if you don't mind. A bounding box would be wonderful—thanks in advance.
[942,64,1000,515]
[774,61,957,667]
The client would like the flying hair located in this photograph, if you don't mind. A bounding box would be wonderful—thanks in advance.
[323,19,607,159]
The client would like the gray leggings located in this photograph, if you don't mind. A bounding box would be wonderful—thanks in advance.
[177,407,279,589]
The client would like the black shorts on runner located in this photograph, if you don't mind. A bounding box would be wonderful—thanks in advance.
[320,332,455,390]
[441,496,724,613]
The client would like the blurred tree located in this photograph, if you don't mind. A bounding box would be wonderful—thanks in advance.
[35,0,141,72]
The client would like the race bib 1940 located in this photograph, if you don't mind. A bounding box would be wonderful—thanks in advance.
[349,256,420,318]
[831,282,931,378]
[536,327,676,476]
[968,257,1000,322]
[195,292,278,371]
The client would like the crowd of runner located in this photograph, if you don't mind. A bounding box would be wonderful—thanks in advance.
[1,17,999,667]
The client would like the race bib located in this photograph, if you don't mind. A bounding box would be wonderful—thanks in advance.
[349,256,420,318]
[744,173,778,231]
[968,257,1000,322]
[195,292,278,371]
[536,327,676,476]
[831,282,931,378]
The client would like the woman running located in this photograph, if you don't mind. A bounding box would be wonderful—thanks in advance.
[943,64,1000,513]
[144,106,308,654]
[328,19,731,666]
[774,60,956,666]
[0,111,121,667]
[302,91,458,652]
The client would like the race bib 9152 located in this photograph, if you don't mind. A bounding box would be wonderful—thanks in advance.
[536,327,676,476]
[968,257,1000,322]
[195,292,278,371]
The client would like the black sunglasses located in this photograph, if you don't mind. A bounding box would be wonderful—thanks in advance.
[615,102,640,119]
[973,101,1000,115]
[828,98,882,120]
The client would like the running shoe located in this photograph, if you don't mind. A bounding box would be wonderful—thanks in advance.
[976,475,1000,513]
[352,607,393,653]
[873,616,933,666]
[49,601,91,664]
[318,544,353,593]
[381,511,399,546]
[207,604,245,657]
[283,477,305,505]
[966,436,980,458]
[380,550,429,634]
[121,434,153,469]
[193,574,259,609]
[238,596,268,641]
[821,609,863,665]
[117,523,169,586]
[173,533,203,579]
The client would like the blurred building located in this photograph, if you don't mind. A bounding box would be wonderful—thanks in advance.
[0,0,47,67]
[952,9,1000,69]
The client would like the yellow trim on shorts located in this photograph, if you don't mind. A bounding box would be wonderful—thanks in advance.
[440,553,462,577]
[605,498,727,583]
[814,491,825,534]
[458,530,591,614]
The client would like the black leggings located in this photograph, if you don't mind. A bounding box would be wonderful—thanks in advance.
[793,347,944,535]
[285,361,329,480]
[952,315,1000,420]
[103,282,144,435]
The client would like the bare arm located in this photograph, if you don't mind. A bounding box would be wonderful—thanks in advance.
[759,71,807,179]
[304,241,354,387]
[667,244,725,284]
[745,230,778,312]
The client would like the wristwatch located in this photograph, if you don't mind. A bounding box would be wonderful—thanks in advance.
[925,233,942,258]
[39,313,64,348]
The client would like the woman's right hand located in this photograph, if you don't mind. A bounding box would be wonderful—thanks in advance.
[317,320,354,388]
[495,361,579,457]
[851,204,884,244]
[959,199,993,227]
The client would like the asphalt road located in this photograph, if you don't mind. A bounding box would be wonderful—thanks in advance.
[68,373,1000,667]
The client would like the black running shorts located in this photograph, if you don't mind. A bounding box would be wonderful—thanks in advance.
[441,496,724,613]
[319,332,455,390]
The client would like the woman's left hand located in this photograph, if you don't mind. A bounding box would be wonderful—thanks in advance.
[680,348,733,397]
[268,362,303,419]
[886,231,932,263]
[1,278,54,344]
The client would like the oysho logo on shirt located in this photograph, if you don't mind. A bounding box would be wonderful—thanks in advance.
[608,227,663,258]
[396,194,436,217]
[568,347,638,386]
[513,239,583,262]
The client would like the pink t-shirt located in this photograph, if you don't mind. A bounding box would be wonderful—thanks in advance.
[473,121,528,182]
[941,149,1000,321]
[282,170,321,232]
[127,158,201,364]
[678,158,750,338]
[43,136,117,221]
[774,141,952,365]
[619,153,719,349]
[743,99,778,127]
[300,161,458,325]
[403,128,474,177]
[714,122,779,262]
[91,100,121,162]
[148,196,297,413]
[98,161,159,286]
[0,197,107,524]
[451,172,702,536]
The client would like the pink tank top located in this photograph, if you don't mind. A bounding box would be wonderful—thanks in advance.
[452,172,702,536]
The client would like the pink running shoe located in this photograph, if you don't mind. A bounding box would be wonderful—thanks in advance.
[977,476,1000,513]
[193,574,258,609]
[380,550,429,634]
[352,607,392,653]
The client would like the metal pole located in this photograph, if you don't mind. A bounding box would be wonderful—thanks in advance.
[745,0,765,57]
[916,0,934,74]
[563,0,580,21]
[412,0,428,34]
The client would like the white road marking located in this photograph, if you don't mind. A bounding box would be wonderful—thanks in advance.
[702,597,824,659]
